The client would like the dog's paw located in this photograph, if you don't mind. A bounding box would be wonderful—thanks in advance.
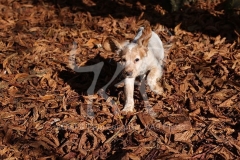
[121,104,134,114]
[152,86,163,95]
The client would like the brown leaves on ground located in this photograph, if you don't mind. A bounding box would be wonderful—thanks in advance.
[0,0,240,159]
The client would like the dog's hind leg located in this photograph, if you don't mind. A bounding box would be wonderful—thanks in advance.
[147,67,163,95]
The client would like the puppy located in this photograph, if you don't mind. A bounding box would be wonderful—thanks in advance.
[103,25,164,113]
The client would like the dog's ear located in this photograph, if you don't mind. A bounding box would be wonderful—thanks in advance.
[137,25,152,47]
[103,37,121,52]
[103,37,128,54]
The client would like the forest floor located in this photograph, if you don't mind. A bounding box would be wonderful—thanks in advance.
[0,0,240,159]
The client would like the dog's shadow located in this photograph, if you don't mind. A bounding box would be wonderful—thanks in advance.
[59,54,121,93]
[59,54,128,111]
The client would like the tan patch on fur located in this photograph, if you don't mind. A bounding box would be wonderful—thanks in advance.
[131,45,147,58]
[120,45,147,60]
[120,48,129,57]
[137,25,152,47]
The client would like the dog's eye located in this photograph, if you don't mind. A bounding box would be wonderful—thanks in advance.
[135,58,139,62]
[122,58,126,62]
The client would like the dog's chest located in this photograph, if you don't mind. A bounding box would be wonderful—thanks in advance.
[138,64,148,75]
[138,56,156,75]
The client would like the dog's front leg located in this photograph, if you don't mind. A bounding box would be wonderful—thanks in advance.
[122,77,135,113]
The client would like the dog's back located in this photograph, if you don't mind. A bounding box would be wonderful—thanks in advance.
[148,32,164,62]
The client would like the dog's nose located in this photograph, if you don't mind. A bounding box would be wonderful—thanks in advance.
[125,71,133,77]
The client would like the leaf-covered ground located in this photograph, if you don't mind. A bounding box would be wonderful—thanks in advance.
[0,0,240,159]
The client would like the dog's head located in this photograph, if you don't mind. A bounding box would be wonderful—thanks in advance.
[103,26,152,78]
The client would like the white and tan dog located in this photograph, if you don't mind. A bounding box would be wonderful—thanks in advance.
[104,25,164,113]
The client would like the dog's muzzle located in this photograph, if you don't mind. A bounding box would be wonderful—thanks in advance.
[123,70,133,77]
